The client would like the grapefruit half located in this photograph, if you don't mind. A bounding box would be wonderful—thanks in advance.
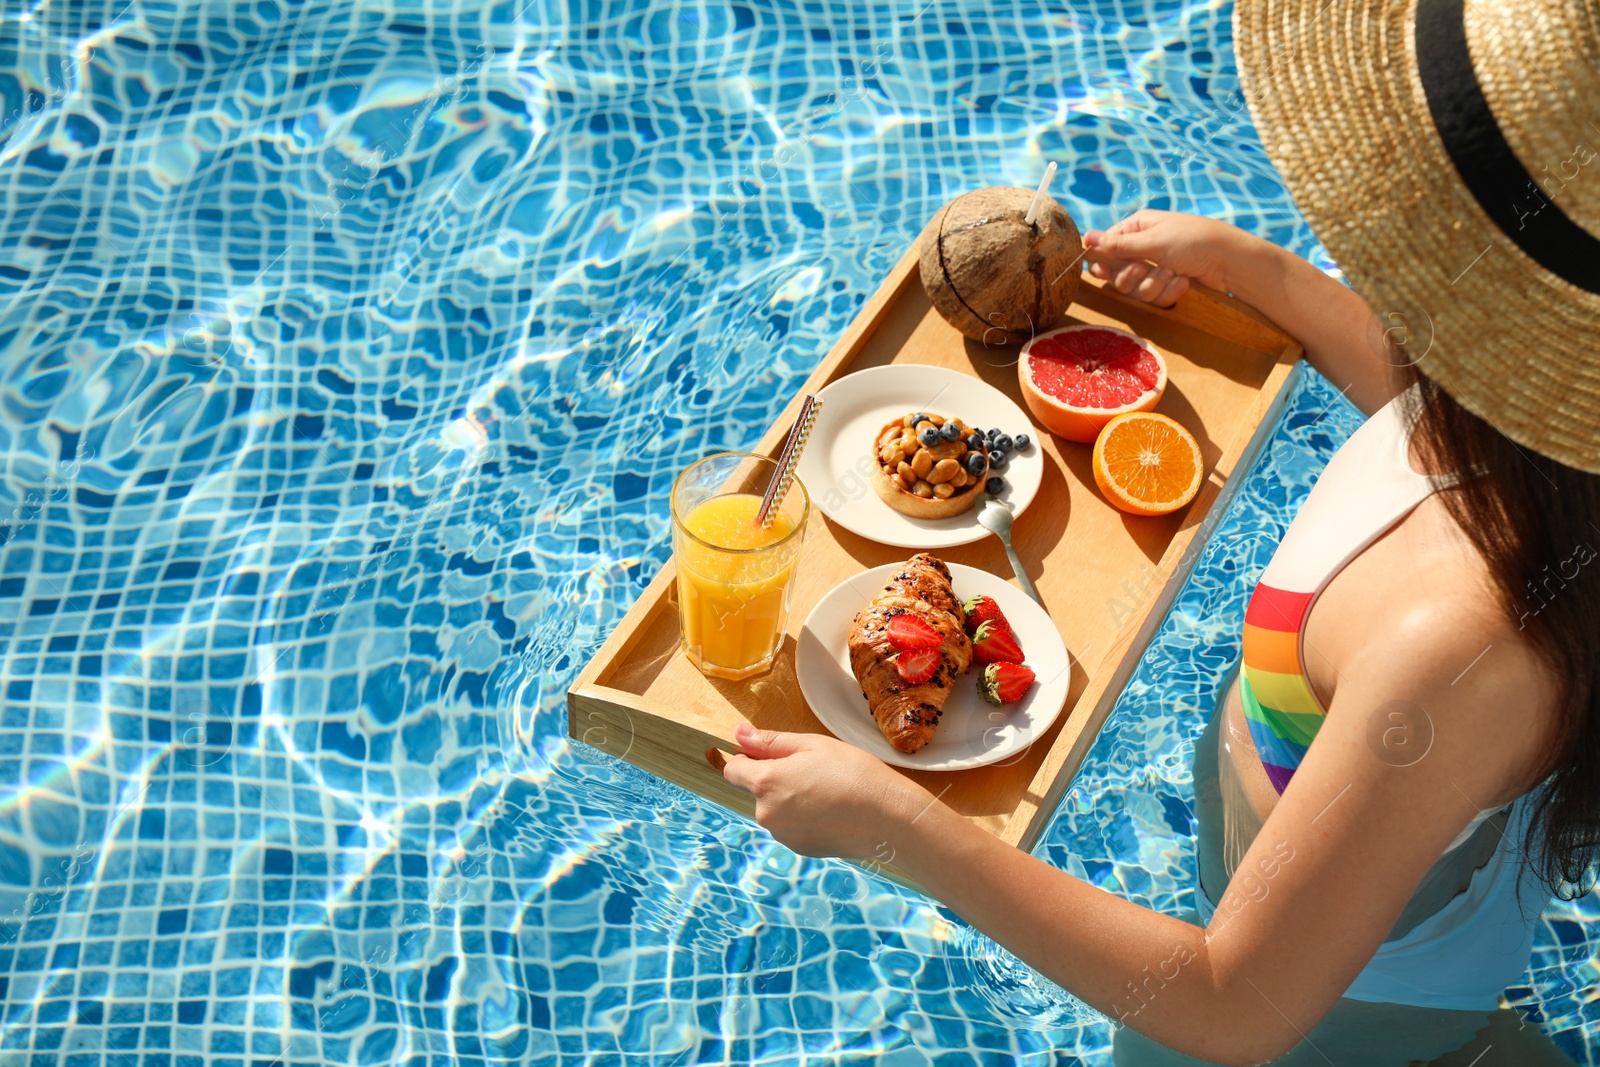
[1018,324,1167,443]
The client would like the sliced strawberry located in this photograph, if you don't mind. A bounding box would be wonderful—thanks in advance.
[886,613,941,652]
[895,647,942,685]
[979,662,1036,705]
[972,619,1025,664]
[962,594,1006,636]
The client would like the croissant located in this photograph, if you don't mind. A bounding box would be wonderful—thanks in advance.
[847,553,973,753]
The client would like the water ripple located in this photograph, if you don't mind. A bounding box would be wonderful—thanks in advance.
[0,0,1592,1063]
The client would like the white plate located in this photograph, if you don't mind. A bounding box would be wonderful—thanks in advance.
[795,563,1070,771]
[796,364,1042,549]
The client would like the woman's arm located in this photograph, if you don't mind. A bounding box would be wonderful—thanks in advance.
[722,598,1553,1064]
[1083,211,1405,416]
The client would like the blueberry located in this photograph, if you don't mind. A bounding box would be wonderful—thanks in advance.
[964,451,986,477]
[966,433,985,452]
[995,434,1013,454]
[918,425,941,447]
[1014,432,1030,450]
[909,412,932,427]
[940,421,961,441]
[988,449,1005,468]
[986,427,1000,442]
[985,476,1004,495]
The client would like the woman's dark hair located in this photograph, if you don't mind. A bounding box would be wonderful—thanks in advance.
[1399,366,1600,900]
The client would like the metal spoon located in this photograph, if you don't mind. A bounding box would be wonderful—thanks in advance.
[976,496,1042,604]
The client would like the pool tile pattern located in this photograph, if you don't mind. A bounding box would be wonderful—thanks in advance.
[0,0,1595,1064]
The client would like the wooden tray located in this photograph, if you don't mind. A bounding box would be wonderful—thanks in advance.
[568,241,1301,890]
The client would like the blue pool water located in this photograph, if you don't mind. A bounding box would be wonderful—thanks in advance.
[2,0,1597,1064]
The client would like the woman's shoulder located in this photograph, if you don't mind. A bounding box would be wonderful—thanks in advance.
[1360,532,1561,802]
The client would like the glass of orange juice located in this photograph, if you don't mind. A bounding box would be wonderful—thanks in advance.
[671,452,809,680]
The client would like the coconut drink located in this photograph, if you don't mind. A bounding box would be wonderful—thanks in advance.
[918,183,1084,345]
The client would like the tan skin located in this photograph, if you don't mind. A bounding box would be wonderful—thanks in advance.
[720,211,1562,1065]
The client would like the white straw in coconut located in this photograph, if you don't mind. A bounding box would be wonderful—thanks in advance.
[1024,161,1058,226]
[756,394,820,529]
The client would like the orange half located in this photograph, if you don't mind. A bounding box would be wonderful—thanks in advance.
[1091,412,1203,516]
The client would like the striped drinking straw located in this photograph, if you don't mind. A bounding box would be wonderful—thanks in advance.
[755,393,820,529]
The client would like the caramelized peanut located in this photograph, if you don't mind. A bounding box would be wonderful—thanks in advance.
[952,466,969,488]
[932,482,955,498]
[880,444,899,466]
[928,458,960,484]
[896,460,916,488]
[911,449,933,477]
[913,480,933,498]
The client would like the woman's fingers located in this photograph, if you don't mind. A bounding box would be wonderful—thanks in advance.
[1087,257,1192,307]
[1112,260,1152,294]
[720,752,763,795]
[1100,208,1163,241]
[1133,266,1175,303]
[1154,273,1189,307]
[734,722,812,758]
[1086,210,1169,262]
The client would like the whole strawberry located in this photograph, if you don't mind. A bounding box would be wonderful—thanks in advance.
[962,594,1006,636]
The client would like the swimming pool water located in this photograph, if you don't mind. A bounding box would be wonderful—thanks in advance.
[1,0,1596,1063]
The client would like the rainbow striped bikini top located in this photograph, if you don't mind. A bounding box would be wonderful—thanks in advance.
[1240,386,1454,794]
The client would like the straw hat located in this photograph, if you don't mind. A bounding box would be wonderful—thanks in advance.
[1234,0,1600,473]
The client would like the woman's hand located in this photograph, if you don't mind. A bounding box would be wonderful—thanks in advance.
[1084,209,1252,307]
[1090,208,1403,415]
[720,721,935,861]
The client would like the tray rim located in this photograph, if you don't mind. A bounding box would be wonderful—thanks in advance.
[567,239,1304,888]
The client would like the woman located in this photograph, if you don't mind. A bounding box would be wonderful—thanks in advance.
[722,0,1598,1063]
